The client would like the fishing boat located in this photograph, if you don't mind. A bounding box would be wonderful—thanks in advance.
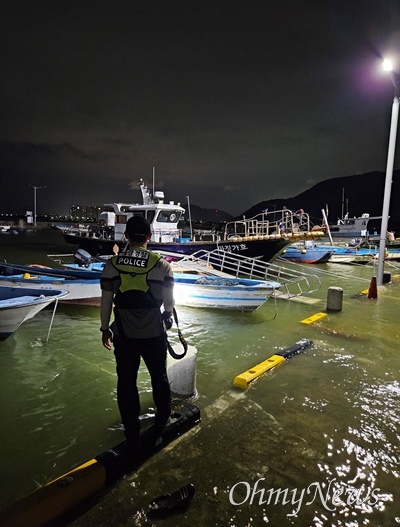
[64,252,280,311]
[0,257,279,312]
[0,263,101,306]
[324,189,382,239]
[62,179,323,261]
[174,274,279,312]
[309,239,375,264]
[326,247,374,264]
[172,273,279,312]
[0,286,68,341]
[369,232,400,261]
[0,240,328,310]
[277,242,333,264]
[328,213,382,238]
[373,248,400,261]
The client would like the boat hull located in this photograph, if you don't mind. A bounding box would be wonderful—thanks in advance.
[329,254,373,264]
[373,250,400,261]
[63,232,323,262]
[314,245,375,264]
[278,248,333,264]
[0,287,68,340]
[173,274,278,312]
[0,275,101,306]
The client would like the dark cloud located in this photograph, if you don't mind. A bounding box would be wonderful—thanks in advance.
[0,0,399,216]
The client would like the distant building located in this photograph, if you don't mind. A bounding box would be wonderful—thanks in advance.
[69,205,106,221]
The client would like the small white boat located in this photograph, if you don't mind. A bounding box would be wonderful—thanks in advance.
[0,286,68,341]
[313,239,375,264]
[372,248,400,261]
[0,262,101,306]
[38,251,283,311]
[167,253,280,311]
[173,273,279,312]
[0,250,281,312]
[328,251,374,264]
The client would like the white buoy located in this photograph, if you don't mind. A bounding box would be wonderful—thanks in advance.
[326,286,343,311]
[167,345,198,398]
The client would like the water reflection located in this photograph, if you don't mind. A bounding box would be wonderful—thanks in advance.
[312,380,400,525]
[0,231,399,526]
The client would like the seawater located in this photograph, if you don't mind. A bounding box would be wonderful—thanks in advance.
[0,229,399,527]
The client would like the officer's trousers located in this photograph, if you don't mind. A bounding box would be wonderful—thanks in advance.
[113,333,171,448]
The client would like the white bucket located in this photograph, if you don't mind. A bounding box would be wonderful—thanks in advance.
[167,344,198,398]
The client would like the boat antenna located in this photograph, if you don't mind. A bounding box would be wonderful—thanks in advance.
[152,166,155,200]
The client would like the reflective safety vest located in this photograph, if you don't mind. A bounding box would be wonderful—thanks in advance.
[111,249,161,309]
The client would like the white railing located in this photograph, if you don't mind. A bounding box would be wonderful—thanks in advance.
[224,209,311,239]
[177,249,321,298]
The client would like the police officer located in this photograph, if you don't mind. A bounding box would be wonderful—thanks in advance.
[100,215,174,458]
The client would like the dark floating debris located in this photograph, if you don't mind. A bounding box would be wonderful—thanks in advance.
[148,483,196,518]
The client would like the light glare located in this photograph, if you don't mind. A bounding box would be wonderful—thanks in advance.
[382,58,393,72]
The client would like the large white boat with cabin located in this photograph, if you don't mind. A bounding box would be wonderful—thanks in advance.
[63,179,323,262]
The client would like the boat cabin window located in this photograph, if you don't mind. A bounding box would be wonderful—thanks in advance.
[146,210,155,223]
[156,210,182,223]
[116,215,127,224]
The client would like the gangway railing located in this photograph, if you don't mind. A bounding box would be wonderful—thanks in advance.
[223,209,311,239]
[177,249,321,298]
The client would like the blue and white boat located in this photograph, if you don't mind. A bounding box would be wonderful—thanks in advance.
[0,286,68,341]
[321,245,374,264]
[0,262,101,306]
[278,242,333,264]
[172,273,279,312]
[0,255,280,312]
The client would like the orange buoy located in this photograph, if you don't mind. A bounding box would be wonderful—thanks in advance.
[367,276,378,299]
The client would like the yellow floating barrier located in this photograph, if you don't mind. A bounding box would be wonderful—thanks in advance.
[0,404,201,527]
[300,312,327,324]
[234,354,285,389]
[0,459,106,527]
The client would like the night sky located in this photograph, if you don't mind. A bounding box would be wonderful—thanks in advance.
[0,0,399,216]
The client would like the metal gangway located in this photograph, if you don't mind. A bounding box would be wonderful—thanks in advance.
[175,249,321,299]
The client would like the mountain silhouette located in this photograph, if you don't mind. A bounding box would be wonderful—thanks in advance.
[239,170,400,233]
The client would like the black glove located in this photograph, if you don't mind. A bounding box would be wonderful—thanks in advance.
[161,311,173,330]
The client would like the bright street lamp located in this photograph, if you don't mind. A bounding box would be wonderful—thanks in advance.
[29,185,47,227]
[376,58,399,286]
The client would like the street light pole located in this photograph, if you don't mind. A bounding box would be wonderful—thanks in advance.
[377,59,399,286]
[185,195,193,240]
[29,185,46,227]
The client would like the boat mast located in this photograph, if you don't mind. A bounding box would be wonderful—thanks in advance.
[341,188,344,219]
[186,196,193,240]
